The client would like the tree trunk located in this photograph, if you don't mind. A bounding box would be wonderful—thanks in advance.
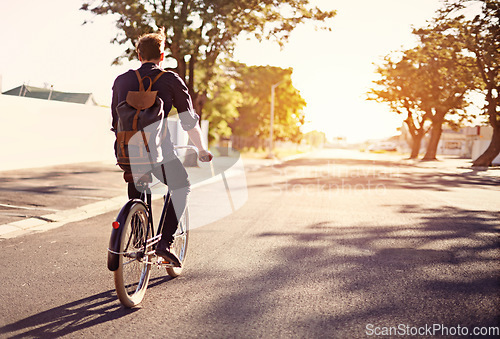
[169,41,186,82]
[183,56,208,167]
[472,124,500,167]
[183,91,208,167]
[410,133,423,159]
[422,120,443,161]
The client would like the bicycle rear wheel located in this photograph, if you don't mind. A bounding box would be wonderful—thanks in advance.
[114,203,152,307]
[166,207,189,277]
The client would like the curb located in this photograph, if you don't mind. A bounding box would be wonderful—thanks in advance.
[0,196,129,239]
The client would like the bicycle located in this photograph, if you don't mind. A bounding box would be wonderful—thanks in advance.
[107,145,197,308]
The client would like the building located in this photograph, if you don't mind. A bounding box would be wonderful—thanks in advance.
[436,128,468,157]
[2,84,98,105]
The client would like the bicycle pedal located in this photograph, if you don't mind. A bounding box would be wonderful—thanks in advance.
[157,257,171,265]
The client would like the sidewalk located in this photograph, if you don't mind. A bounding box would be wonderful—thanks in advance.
[0,154,285,239]
[398,154,500,178]
[344,148,500,178]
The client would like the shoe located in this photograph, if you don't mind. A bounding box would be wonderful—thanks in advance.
[155,248,181,267]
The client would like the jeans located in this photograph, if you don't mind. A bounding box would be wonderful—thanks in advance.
[127,156,190,246]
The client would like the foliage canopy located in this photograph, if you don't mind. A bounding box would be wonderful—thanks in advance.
[81,0,336,118]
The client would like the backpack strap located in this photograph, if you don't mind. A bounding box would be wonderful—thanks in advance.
[152,70,166,84]
[129,69,166,130]
[134,70,145,91]
[135,69,164,91]
[132,109,141,131]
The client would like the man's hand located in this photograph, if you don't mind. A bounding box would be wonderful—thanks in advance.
[199,149,213,162]
[186,125,213,162]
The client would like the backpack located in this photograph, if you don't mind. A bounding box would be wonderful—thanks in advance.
[115,70,167,180]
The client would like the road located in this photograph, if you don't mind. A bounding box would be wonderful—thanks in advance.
[0,149,499,338]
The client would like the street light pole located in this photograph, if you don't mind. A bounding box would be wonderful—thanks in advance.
[267,80,283,159]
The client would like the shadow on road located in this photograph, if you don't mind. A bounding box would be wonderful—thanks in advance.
[193,200,499,335]
[0,277,168,338]
[0,163,124,224]
[0,164,121,195]
[263,156,500,193]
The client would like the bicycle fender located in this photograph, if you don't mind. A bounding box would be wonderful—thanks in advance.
[107,199,148,271]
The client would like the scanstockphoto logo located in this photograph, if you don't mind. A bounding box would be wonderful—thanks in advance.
[126,114,248,230]
[271,160,400,196]
[366,323,500,337]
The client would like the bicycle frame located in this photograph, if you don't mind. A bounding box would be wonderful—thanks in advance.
[107,145,198,271]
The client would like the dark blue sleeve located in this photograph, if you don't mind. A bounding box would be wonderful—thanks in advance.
[111,71,135,133]
[169,72,200,131]
[111,79,119,133]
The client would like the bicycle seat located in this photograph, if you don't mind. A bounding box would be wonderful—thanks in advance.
[123,172,153,184]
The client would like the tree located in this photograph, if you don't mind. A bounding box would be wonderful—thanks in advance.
[228,63,306,148]
[371,17,477,161]
[409,25,477,160]
[81,0,336,120]
[369,54,431,159]
[202,63,242,145]
[435,0,500,166]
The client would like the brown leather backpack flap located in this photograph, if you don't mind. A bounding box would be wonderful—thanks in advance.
[116,130,152,162]
[126,90,158,110]
[117,130,147,143]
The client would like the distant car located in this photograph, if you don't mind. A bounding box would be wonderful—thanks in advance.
[368,142,398,152]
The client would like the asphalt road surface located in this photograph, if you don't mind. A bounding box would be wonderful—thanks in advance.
[0,149,499,338]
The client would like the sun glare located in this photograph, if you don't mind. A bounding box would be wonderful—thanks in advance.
[233,0,444,143]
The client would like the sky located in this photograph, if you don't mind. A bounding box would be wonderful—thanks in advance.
[0,0,445,143]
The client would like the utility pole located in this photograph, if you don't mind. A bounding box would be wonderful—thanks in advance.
[48,85,54,101]
[267,80,283,159]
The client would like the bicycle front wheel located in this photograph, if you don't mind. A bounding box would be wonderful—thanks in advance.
[166,207,189,277]
[114,202,152,307]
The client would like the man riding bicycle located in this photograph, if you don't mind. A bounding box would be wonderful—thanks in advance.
[111,28,213,266]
